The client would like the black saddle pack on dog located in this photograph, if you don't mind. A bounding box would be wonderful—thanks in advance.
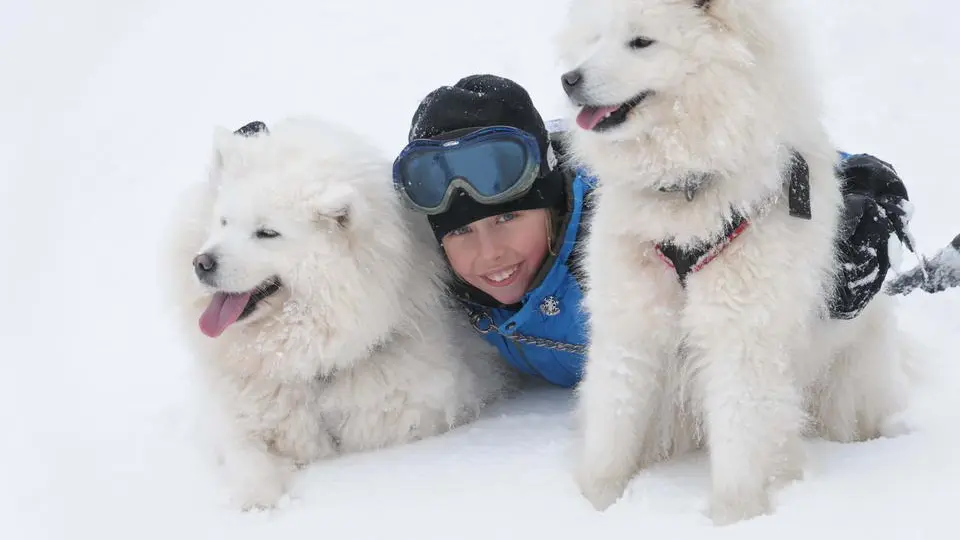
[831,153,914,319]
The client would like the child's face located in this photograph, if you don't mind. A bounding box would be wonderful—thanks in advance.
[441,209,551,305]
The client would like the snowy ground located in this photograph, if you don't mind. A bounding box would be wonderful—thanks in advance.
[2,0,958,538]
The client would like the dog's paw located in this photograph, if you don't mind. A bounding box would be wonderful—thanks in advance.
[222,447,295,512]
[766,439,806,492]
[575,471,629,511]
[231,475,290,512]
[766,464,804,493]
[707,488,772,526]
[878,412,913,439]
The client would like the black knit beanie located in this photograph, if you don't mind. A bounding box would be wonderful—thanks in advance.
[407,74,564,242]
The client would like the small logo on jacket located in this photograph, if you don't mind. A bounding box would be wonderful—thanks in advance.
[539,296,561,316]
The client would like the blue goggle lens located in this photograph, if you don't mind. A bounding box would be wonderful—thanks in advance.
[393,126,541,213]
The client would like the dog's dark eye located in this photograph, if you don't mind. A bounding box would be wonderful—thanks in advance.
[220,218,227,226]
[628,37,655,49]
[255,228,280,239]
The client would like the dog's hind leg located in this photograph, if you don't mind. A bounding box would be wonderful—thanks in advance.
[814,296,911,442]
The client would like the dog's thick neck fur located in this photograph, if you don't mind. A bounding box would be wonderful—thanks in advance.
[565,0,834,247]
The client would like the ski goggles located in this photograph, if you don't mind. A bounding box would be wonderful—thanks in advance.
[392,125,542,215]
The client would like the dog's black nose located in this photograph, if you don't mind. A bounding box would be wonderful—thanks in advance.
[561,70,583,95]
[193,252,218,278]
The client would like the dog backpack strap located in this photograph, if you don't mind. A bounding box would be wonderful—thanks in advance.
[788,150,812,220]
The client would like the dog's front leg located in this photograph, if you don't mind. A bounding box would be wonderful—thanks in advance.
[685,275,807,525]
[271,383,339,467]
[574,237,682,511]
[575,334,668,511]
[219,423,297,511]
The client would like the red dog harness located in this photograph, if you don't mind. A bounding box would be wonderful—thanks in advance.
[655,215,751,285]
[655,151,811,286]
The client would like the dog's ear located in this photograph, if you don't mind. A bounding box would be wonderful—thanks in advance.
[210,121,269,181]
[310,182,354,230]
[208,126,238,186]
[313,206,350,230]
[234,121,269,137]
[329,207,350,229]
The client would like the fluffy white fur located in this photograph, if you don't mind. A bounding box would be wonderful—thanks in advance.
[167,117,509,510]
[556,0,913,524]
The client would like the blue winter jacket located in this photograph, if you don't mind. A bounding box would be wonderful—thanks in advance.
[462,169,596,388]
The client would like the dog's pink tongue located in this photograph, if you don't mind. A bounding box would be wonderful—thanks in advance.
[199,291,252,338]
[576,105,620,130]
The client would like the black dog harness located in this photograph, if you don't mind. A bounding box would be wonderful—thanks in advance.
[655,151,812,285]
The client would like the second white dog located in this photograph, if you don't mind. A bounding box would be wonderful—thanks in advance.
[556,0,913,524]
[167,117,510,510]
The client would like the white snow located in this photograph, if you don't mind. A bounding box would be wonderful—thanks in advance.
[2,0,958,538]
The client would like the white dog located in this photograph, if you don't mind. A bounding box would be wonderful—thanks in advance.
[167,117,509,510]
[556,0,912,524]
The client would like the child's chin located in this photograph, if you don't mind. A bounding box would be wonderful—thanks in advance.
[487,288,524,305]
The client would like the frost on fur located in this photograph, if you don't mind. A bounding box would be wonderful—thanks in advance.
[558,0,914,525]
[167,116,510,510]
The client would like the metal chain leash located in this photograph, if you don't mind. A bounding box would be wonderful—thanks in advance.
[468,310,587,355]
